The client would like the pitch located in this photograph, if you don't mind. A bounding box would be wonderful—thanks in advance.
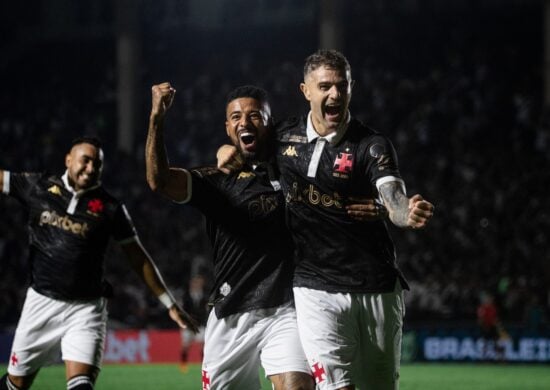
[3,363,549,389]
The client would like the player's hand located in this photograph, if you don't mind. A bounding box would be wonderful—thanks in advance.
[216,144,244,174]
[407,194,434,229]
[168,304,200,334]
[346,197,388,222]
[151,82,176,118]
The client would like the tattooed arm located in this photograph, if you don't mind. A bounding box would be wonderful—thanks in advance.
[378,181,434,229]
[146,82,190,202]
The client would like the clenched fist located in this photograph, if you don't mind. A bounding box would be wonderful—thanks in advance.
[407,194,434,229]
[151,82,176,118]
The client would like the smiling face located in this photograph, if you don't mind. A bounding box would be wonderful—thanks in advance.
[300,65,353,136]
[65,142,103,191]
[225,97,272,162]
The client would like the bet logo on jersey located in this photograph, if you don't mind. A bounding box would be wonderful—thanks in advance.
[39,210,90,237]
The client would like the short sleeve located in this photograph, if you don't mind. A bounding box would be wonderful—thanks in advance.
[4,171,42,206]
[112,203,138,243]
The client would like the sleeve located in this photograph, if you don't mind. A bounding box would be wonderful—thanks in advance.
[186,167,233,219]
[4,171,42,205]
[112,203,139,244]
[363,135,406,194]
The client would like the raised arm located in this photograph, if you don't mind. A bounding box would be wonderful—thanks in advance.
[378,181,434,229]
[120,239,199,333]
[146,82,189,202]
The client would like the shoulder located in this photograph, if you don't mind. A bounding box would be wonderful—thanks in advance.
[86,187,124,215]
[349,118,394,147]
[274,116,307,141]
[275,116,304,133]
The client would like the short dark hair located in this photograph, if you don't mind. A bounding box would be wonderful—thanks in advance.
[303,49,351,78]
[70,136,103,150]
[226,85,269,107]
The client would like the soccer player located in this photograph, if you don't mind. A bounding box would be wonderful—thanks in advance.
[282,50,434,390]
[0,136,198,390]
[146,83,316,390]
[219,50,435,390]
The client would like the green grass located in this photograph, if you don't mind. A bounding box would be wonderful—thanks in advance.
[3,363,550,389]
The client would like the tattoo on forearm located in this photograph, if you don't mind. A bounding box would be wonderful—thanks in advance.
[379,181,409,227]
[145,117,170,189]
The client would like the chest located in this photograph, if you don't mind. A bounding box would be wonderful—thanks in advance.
[29,183,110,238]
[277,137,372,196]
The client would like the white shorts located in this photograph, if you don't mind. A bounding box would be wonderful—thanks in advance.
[202,301,311,389]
[294,283,405,390]
[8,287,108,376]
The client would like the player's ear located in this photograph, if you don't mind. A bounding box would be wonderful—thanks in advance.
[65,153,72,168]
[300,82,311,101]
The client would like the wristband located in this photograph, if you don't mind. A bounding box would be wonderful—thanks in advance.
[158,292,176,309]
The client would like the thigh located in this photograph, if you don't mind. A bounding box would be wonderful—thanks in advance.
[202,310,261,390]
[61,298,107,368]
[8,288,65,376]
[293,287,356,390]
[259,303,311,378]
[357,283,404,390]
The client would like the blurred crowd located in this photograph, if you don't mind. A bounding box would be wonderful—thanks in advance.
[1,1,548,334]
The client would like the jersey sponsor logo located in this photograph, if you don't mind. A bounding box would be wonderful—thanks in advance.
[311,361,326,384]
[87,198,104,216]
[47,184,62,196]
[333,152,354,178]
[248,194,279,220]
[39,210,90,237]
[280,133,308,143]
[288,135,308,143]
[282,145,298,157]
[237,171,255,180]
[369,143,385,158]
[376,154,392,171]
[219,282,231,297]
[369,143,393,171]
[286,182,344,209]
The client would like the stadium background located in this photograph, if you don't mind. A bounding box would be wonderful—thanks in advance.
[0,0,549,387]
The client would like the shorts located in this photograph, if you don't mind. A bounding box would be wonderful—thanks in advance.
[8,287,108,376]
[293,283,405,390]
[202,301,311,389]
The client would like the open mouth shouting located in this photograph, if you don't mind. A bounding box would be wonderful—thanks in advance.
[238,130,257,153]
[325,103,343,121]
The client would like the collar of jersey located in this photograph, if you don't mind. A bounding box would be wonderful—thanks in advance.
[305,110,351,145]
[61,171,101,198]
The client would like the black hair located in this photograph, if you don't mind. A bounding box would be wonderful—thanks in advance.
[303,49,351,78]
[226,85,270,107]
[70,135,103,150]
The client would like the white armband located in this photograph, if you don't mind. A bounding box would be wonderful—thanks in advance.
[3,171,10,194]
[158,292,176,309]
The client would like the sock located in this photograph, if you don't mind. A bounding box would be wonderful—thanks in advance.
[0,374,21,390]
[67,375,94,390]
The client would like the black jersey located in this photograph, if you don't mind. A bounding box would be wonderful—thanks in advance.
[276,116,409,293]
[186,164,294,319]
[5,172,137,300]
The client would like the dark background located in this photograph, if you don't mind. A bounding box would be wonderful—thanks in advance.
[0,0,547,334]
